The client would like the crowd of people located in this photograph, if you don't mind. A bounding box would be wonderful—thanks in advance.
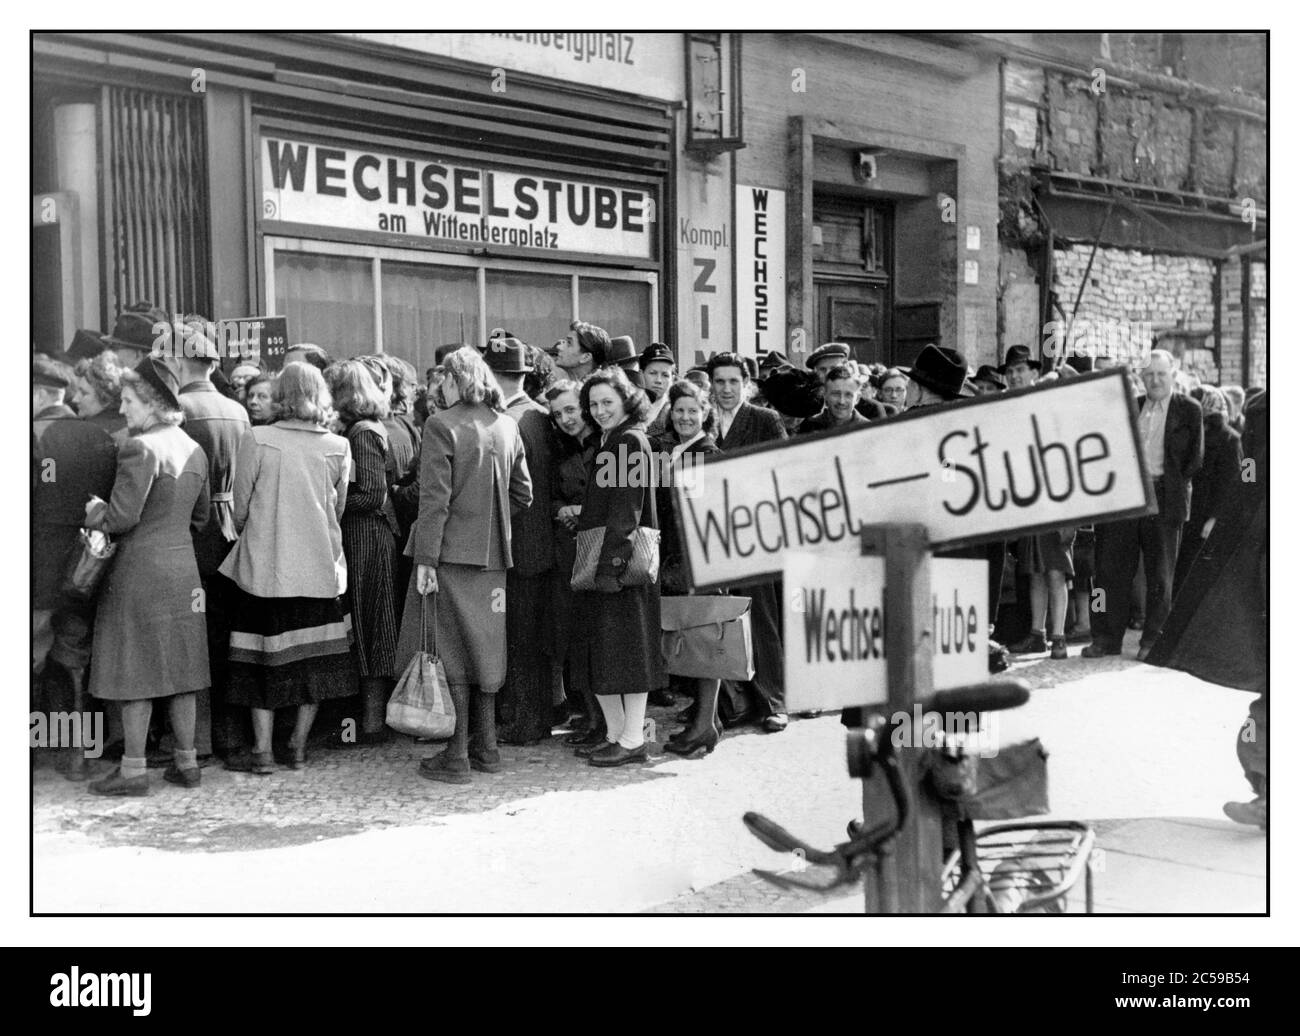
[31,302,1266,817]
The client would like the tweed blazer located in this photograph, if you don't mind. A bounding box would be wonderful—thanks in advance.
[715,401,788,451]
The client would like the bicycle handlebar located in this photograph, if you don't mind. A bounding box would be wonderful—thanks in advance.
[924,678,1031,715]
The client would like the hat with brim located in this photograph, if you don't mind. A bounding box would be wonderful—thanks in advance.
[608,335,638,367]
[906,344,974,400]
[998,344,1042,375]
[68,328,109,362]
[759,350,788,373]
[484,336,533,374]
[131,354,183,411]
[33,352,73,389]
[972,364,1006,390]
[103,305,167,355]
[761,367,824,418]
[806,342,851,370]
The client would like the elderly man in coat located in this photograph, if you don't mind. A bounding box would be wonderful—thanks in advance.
[32,353,118,777]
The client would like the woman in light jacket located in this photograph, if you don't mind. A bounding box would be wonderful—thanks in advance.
[394,347,532,785]
[570,366,666,767]
[85,356,211,796]
[219,362,355,773]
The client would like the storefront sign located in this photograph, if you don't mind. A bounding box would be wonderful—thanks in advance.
[784,554,988,711]
[261,136,654,259]
[675,154,733,371]
[735,185,786,361]
[674,370,1153,588]
[340,32,685,101]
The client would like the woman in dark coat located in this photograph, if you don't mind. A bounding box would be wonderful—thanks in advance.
[1172,387,1244,597]
[570,367,665,767]
[395,347,532,785]
[545,380,600,746]
[653,379,724,757]
[85,357,211,796]
[327,360,400,744]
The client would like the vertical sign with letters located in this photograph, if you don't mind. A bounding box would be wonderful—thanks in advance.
[675,148,733,371]
[735,185,786,362]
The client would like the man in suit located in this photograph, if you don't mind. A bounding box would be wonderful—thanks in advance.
[32,353,118,777]
[1084,349,1204,660]
[488,337,558,744]
[708,352,790,732]
[172,319,250,761]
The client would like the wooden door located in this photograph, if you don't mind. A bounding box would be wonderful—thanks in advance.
[816,280,888,366]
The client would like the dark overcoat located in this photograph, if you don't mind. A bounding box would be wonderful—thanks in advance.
[179,381,249,575]
[32,404,118,609]
[572,419,666,697]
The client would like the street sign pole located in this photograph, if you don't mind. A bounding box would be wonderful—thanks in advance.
[859,523,945,913]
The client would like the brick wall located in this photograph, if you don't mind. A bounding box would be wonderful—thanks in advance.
[1052,244,1215,373]
[1248,260,1267,388]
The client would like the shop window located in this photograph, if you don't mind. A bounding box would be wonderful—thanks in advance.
[274,252,374,355]
[579,278,653,350]
[486,270,572,354]
[382,261,478,376]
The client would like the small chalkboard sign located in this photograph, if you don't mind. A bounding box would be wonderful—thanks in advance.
[216,315,289,372]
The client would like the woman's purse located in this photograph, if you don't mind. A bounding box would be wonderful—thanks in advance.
[385,594,456,740]
[60,527,118,603]
[659,595,755,681]
[571,525,661,590]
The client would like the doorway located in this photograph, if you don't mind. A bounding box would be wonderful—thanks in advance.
[813,196,893,365]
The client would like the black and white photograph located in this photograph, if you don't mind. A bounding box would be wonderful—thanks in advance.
[25,24,1275,934]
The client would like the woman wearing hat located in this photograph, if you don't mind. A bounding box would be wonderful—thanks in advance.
[84,357,212,795]
[219,363,356,773]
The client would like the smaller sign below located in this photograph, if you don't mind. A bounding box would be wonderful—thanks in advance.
[216,315,289,371]
[783,554,987,713]
[964,259,979,285]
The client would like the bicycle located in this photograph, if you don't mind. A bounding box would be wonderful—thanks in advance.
[743,679,1096,913]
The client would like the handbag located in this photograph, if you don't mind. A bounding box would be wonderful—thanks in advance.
[60,527,118,603]
[659,595,755,681]
[571,525,661,591]
[385,594,456,740]
[966,738,1050,820]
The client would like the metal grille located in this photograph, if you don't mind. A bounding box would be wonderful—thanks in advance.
[107,87,211,319]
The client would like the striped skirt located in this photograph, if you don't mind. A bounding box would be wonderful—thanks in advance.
[225,581,358,710]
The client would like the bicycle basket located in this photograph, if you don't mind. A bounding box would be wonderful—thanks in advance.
[966,738,1049,820]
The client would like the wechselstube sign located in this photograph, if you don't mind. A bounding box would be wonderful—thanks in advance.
[674,369,1154,588]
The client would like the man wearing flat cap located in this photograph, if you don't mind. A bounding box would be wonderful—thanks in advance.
[33,353,118,777]
[172,315,249,763]
[486,337,556,745]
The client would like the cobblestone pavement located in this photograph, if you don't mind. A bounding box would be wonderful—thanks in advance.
[33,634,1263,913]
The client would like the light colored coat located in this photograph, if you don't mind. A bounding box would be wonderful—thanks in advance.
[219,420,351,598]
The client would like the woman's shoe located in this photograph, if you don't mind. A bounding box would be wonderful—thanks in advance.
[663,726,720,758]
[162,763,202,788]
[1049,637,1069,660]
[588,743,648,767]
[567,726,608,749]
[286,743,307,770]
[88,769,148,797]
[1008,631,1048,654]
[250,750,276,775]
[418,752,471,785]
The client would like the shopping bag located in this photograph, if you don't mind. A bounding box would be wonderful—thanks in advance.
[660,595,754,681]
[385,595,456,740]
[571,525,661,590]
[60,527,118,603]
[966,738,1050,819]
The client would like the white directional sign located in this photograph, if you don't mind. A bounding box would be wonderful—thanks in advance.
[784,554,988,711]
[673,369,1153,588]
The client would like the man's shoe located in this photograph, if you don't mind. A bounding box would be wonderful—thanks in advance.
[1223,797,1267,830]
[575,739,616,758]
[1008,631,1047,654]
[1081,642,1121,658]
[162,764,201,788]
[418,752,472,785]
[88,769,149,797]
[1050,637,1068,661]
[762,712,789,733]
[589,743,648,767]
[469,750,503,774]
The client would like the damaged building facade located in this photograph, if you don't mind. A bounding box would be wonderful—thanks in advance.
[994,31,1267,387]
